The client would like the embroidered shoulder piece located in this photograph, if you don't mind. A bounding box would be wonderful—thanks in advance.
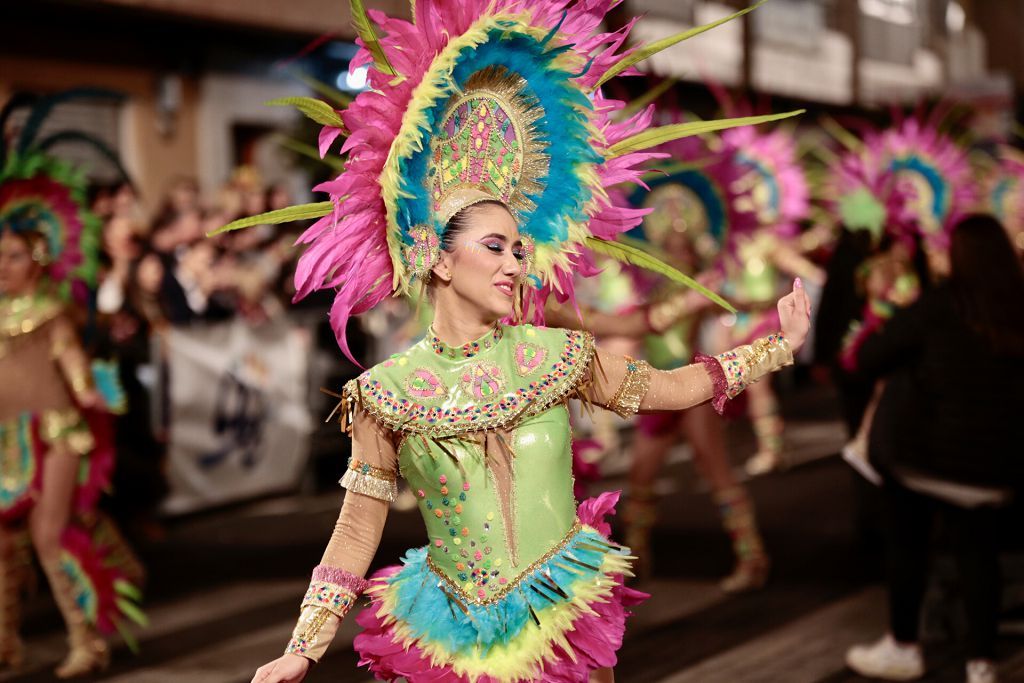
[353,326,595,437]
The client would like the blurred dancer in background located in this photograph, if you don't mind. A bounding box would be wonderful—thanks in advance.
[0,92,144,677]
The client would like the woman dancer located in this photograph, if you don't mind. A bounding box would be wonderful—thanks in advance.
[0,91,144,677]
[229,3,806,680]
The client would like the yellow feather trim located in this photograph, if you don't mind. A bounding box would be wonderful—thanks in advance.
[368,529,634,682]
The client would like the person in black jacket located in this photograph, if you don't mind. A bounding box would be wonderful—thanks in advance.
[845,214,1024,683]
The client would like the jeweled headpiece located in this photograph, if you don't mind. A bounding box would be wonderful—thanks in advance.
[218,0,799,361]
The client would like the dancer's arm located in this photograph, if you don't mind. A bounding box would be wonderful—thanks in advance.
[545,283,715,337]
[583,280,810,416]
[252,407,397,682]
[50,315,101,408]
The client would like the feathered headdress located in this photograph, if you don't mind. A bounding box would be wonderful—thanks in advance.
[879,117,976,247]
[628,132,757,270]
[217,0,800,361]
[722,125,809,238]
[823,114,975,248]
[988,145,1024,226]
[0,89,128,299]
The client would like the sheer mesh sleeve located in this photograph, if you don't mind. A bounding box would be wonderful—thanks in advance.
[582,347,716,415]
[583,333,792,416]
[285,406,396,662]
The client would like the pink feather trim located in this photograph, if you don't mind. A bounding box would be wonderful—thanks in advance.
[352,491,648,682]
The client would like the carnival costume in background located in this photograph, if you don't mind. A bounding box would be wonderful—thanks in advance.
[221,0,801,679]
[621,132,769,590]
[825,114,976,482]
[986,145,1024,257]
[0,90,144,677]
[717,120,818,475]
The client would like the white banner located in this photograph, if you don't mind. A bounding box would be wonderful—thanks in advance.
[162,318,313,515]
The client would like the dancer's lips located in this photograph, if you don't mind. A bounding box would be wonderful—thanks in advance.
[495,280,514,297]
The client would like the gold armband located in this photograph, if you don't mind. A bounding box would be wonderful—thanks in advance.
[339,458,398,502]
[608,357,652,418]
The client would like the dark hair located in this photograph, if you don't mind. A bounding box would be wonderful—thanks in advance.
[948,213,1024,354]
[440,200,509,252]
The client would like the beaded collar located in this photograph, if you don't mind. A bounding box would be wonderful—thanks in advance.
[429,324,504,359]
[1,292,62,339]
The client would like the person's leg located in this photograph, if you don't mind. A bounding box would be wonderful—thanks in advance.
[683,403,769,592]
[744,380,785,476]
[625,416,679,579]
[946,505,1001,664]
[28,447,109,678]
[846,482,930,679]
[882,482,934,645]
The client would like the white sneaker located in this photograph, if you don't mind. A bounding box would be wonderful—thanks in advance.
[846,634,925,680]
[966,659,998,683]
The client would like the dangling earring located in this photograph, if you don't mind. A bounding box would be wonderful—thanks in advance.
[30,238,51,266]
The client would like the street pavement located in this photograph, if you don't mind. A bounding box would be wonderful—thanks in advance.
[5,384,1023,683]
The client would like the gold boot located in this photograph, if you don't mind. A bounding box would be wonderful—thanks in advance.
[744,413,785,476]
[715,486,770,593]
[41,559,110,679]
[623,489,658,581]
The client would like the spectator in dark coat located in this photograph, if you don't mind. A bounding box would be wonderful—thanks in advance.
[846,214,1024,683]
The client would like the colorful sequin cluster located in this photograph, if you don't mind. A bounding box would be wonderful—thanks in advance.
[714,333,787,399]
[513,341,547,376]
[359,330,592,435]
[430,325,504,359]
[420,474,506,602]
[285,607,332,656]
[301,580,359,618]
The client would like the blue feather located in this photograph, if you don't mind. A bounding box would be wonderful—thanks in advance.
[395,28,600,249]
[379,528,623,654]
[889,155,949,221]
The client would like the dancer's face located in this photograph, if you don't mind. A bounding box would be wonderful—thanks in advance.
[0,232,42,296]
[435,203,524,323]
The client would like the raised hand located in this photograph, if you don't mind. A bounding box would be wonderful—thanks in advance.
[777,277,812,352]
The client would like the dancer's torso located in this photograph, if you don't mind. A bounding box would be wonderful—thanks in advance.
[0,294,75,420]
[352,324,592,604]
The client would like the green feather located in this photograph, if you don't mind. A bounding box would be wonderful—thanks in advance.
[591,0,768,91]
[284,68,352,107]
[276,135,347,171]
[114,578,143,601]
[115,597,150,627]
[114,619,140,654]
[207,202,333,236]
[351,0,397,76]
[585,237,735,313]
[821,116,863,152]
[265,97,345,129]
[606,111,804,158]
